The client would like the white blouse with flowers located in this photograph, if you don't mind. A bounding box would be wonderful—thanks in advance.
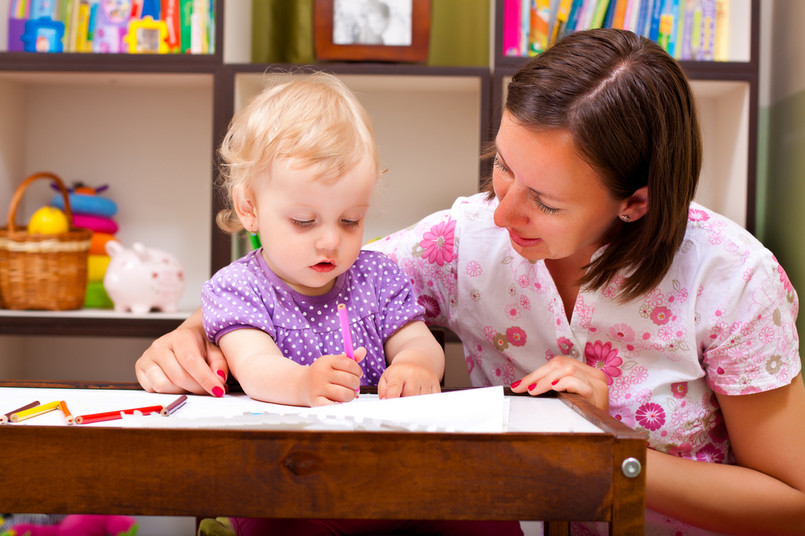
[365,193,800,535]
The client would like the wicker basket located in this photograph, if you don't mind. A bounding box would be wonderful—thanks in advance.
[0,172,92,310]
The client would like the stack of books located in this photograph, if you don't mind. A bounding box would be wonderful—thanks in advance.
[503,0,731,62]
[7,0,215,54]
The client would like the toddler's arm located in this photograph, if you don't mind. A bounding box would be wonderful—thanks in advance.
[378,321,445,399]
[219,328,364,407]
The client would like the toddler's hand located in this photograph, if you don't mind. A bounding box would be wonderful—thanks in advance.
[378,361,441,399]
[303,348,366,406]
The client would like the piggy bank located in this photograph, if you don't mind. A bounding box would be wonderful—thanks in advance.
[103,242,185,313]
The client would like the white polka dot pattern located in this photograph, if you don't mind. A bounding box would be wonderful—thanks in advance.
[201,250,425,384]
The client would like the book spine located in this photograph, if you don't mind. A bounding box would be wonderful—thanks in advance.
[648,0,662,41]
[713,0,729,61]
[528,0,551,55]
[503,0,522,56]
[699,0,716,61]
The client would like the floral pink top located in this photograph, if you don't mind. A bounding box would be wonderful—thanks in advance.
[366,193,801,535]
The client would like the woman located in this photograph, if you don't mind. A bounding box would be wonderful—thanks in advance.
[136,29,805,535]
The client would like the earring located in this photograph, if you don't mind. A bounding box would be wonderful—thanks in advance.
[248,230,261,250]
[620,214,631,222]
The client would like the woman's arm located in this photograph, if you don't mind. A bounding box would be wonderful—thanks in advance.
[378,321,445,399]
[219,328,365,407]
[646,374,805,534]
[135,308,229,396]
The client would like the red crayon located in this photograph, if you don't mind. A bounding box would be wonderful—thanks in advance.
[75,404,164,425]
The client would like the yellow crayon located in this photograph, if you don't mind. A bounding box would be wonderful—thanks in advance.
[10,400,60,423]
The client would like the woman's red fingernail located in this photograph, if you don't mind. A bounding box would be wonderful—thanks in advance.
[527,383,537,391]
[511,380,521,389]
[217,370,226,380]
[551,380,559,386]
[212,386,224,398]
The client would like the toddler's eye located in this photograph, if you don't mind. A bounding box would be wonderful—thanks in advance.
[341,219,361,228]
[291,219,314,227]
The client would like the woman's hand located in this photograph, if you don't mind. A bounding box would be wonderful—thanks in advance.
[135,309,229,397]
[509,355,609,411]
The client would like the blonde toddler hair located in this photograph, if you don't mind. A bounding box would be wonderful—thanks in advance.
[216,71,380,233]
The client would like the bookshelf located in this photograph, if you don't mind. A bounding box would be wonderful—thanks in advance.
[0,2,488,352]
[492,0,759,231]
[0,0,760,373]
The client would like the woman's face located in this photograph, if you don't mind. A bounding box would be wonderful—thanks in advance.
[492,112,626,265]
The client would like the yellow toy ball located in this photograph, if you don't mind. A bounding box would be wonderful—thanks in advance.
[27,206,70,235]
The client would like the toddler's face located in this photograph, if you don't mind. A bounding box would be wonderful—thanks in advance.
[252,157,376,296]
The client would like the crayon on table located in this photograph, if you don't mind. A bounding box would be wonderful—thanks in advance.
[1,400,40,424]
[75,404,164,425]
[58,400,75,425]
[9,400,60,423]
[160,395,188,416]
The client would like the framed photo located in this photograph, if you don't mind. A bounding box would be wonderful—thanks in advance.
[314,0,431,63]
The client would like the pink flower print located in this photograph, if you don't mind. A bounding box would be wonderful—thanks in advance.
[420,219,456,266]
[417,294,441,319]
[776,258,795,293]
[650,306,672,325]
[506,326,527,347]
[504,303,521,321]
[470,289,480,302]
[695,443,724,463]
[466,260,482,277]
[689,208,710,222]
[609,323,635,343]
[557,336,574,355]
[492,332,509,351]
[490,360,515,384]
[635,402,666,431]
[517,274,530,288]
[520,295,531,310]
[670,382,688,399]
[584,341,623,385]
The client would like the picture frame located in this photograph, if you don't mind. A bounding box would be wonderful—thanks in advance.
[314,0,431,63]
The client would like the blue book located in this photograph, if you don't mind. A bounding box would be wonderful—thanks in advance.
[636,0,653,36]
[648,0,663,41]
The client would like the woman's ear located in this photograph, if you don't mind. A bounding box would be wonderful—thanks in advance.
[620,186,649,222]
[233,187,258,232]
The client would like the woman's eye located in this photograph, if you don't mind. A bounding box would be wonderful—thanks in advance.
[493,154,509,174]
[534,197,559,215]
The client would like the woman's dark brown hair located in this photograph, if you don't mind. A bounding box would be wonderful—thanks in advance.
[497,28,701,302]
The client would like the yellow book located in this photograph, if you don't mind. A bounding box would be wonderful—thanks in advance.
[714,0,730,61]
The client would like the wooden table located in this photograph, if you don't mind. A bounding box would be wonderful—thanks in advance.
[0,380,646,535]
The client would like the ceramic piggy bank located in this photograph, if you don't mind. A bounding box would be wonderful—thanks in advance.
[103,242,185,313]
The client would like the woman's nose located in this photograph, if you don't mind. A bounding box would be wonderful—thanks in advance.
[493,182,527,229]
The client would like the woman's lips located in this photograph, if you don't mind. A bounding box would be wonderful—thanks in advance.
[508,230,542,248]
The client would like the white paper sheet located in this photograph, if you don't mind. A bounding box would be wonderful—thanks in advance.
[0,385,602,434]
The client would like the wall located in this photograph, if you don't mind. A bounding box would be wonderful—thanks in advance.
[758,0,805,372]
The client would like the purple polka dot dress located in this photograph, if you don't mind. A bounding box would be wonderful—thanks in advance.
[202,250,425,385]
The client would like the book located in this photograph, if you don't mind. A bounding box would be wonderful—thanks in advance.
[528,0,551,55]
[714,0,729,61]
[503,0,522,56]
[591,0,611,28]
[699,0,716,60]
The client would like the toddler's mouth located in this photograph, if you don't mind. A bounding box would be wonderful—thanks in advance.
[311,261,335,273]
